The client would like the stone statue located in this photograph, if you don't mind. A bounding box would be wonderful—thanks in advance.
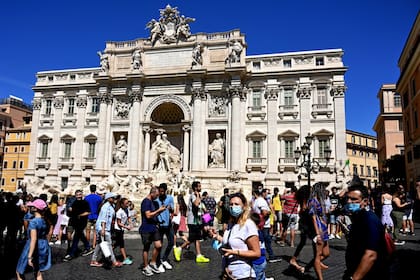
[132,49,142,70]
[176,15,194,40]
[208,133,225,167]
[150,133,181,172]
[192,43,203,67]
[335,159,351,189]
[226,40,243,64]
[97,51,109,72]
[113,135,128,167]
[146,19,162,46]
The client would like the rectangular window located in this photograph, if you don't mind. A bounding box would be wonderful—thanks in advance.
[353,164,358,175]
[12,161,17,169]
[1,178,4,186]
[316,57,324,66]
[14,147,18,153]
[88,142,96,158]
[64,143,72,158]
[373,168,378,177]
[367,166,371,177]
[252,90,262,108]
[68,98,75,115]
[91,98,99,113]
[284,140,294,158]
[41,142,48,158]
[394,93,401,107]
[3,161,7,169]
[317,87,327,105]
[21,147,24,152]
[284,89,293,106]
[283,59,291,68]
[61,177,68,190]
[19,161,24,169]
[399,119,403,131]
[45,100,52,115]
[318,139,329,158]
[252,141,262,158]
[360,165,364,176]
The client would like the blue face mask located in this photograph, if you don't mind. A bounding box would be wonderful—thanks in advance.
[345,203,361,213]
[230,205,243,217]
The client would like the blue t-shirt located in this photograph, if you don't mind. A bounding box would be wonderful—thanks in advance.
[252,229,266,265]
[84,193,102,220]
[155,195,174,227]
[139,198,158,233]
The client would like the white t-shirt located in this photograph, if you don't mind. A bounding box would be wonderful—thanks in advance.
[114,208,129,231]
[223,219,258,279]
[252,196,271,228]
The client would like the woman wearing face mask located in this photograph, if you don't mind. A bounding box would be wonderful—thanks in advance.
[211,192,261,279]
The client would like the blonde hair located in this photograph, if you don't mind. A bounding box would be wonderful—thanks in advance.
[229,192,250,227]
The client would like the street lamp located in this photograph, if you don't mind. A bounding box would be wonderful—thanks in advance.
[294,133,332,187]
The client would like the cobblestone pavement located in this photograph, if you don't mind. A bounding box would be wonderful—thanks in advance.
[7,223,420,280]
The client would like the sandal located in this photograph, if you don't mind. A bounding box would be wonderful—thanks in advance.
[290,260,305,274]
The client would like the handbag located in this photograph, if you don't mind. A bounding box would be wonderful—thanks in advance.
[172,214,181,225]
[202,212,212,224]
[99,240,111,258]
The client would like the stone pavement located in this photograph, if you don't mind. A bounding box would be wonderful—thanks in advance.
[8,223,420,280]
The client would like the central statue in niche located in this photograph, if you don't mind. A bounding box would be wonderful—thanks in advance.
[150,133,181,172]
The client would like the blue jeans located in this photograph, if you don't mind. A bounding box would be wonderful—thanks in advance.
[69,226,90,256]
[262,228,274,258]
[253,259,267,280]
[159,225,174,261]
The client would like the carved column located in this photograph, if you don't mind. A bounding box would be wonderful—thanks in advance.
[230,85,243,171]
[191,88,205,171]
[182,125,191,171]
[265,86,279,174]
[298,86,312,146]
[331,85,347,163]
[73,92,88,172]
[128,86,142,170]
[49,94,64,173]
[143,127,152,171]
[26,97,42,173]
[96,87,111,170]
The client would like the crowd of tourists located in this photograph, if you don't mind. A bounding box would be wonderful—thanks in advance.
[0,176,418,280]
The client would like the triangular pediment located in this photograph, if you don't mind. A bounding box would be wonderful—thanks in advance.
[313,129,333,136]
[38,134,51,141]
[60,134,75,141]
[84,134,97,141]
[246,130,267,140]
[278,130,299,138]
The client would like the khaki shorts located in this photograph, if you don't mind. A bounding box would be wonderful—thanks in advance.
[86,219,97,230]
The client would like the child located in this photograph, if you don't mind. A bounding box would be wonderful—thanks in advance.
[250,213,274,280]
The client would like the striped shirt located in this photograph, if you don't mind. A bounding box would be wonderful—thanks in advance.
[282,193,298,214]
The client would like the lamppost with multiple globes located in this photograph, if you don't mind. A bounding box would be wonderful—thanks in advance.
[294,133,332,188]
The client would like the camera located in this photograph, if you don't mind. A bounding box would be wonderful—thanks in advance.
[218,243,232,255]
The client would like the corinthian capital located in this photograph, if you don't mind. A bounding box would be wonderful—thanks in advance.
[192,87,207,100]
[265,88,279,100]
[229,85,247,101]
[330,85,347,97]
[297,87,311,99]
[98,87,112,104]
[53,97,64,109]
[32,99,42,110]
[76,96,87,108]
[129,86,143,103]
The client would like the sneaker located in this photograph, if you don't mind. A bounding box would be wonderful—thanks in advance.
[81,248,94,256]
[268,256,282,263]
[90,261,103,267]
[122,258,133,265]
[174,246,182,262]
[278,241,285,246]
[196,254,210,263]
[142,265,154,277]
[335,234,341,240]
[329,234,335,240]
[266,278,275,280]
[410,232,416,236]
[149,263,161,274]
[394,240,405,245]
[158,264,165,273]
[49,241,54,245]
[161,260,173,270]
[112,261,123,267]
[54,240,61,245]
[63,254,73,262]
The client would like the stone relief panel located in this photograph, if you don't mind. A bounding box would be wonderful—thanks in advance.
[114,98,130,120]
[208,94,227,117]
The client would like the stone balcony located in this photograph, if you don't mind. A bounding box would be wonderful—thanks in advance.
[278,105,299,119]
[58,157,74,170]
[247,106,266,120]
[311,103,333,118]
[246,157,267,172]
[35,157,50,169]
[278,157,298,173]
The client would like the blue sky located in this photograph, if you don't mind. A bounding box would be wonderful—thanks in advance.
[0,0,418,135]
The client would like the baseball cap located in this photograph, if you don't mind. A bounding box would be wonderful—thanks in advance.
[27,199,48,210]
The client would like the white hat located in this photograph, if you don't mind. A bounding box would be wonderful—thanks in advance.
[104,192,117,200]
